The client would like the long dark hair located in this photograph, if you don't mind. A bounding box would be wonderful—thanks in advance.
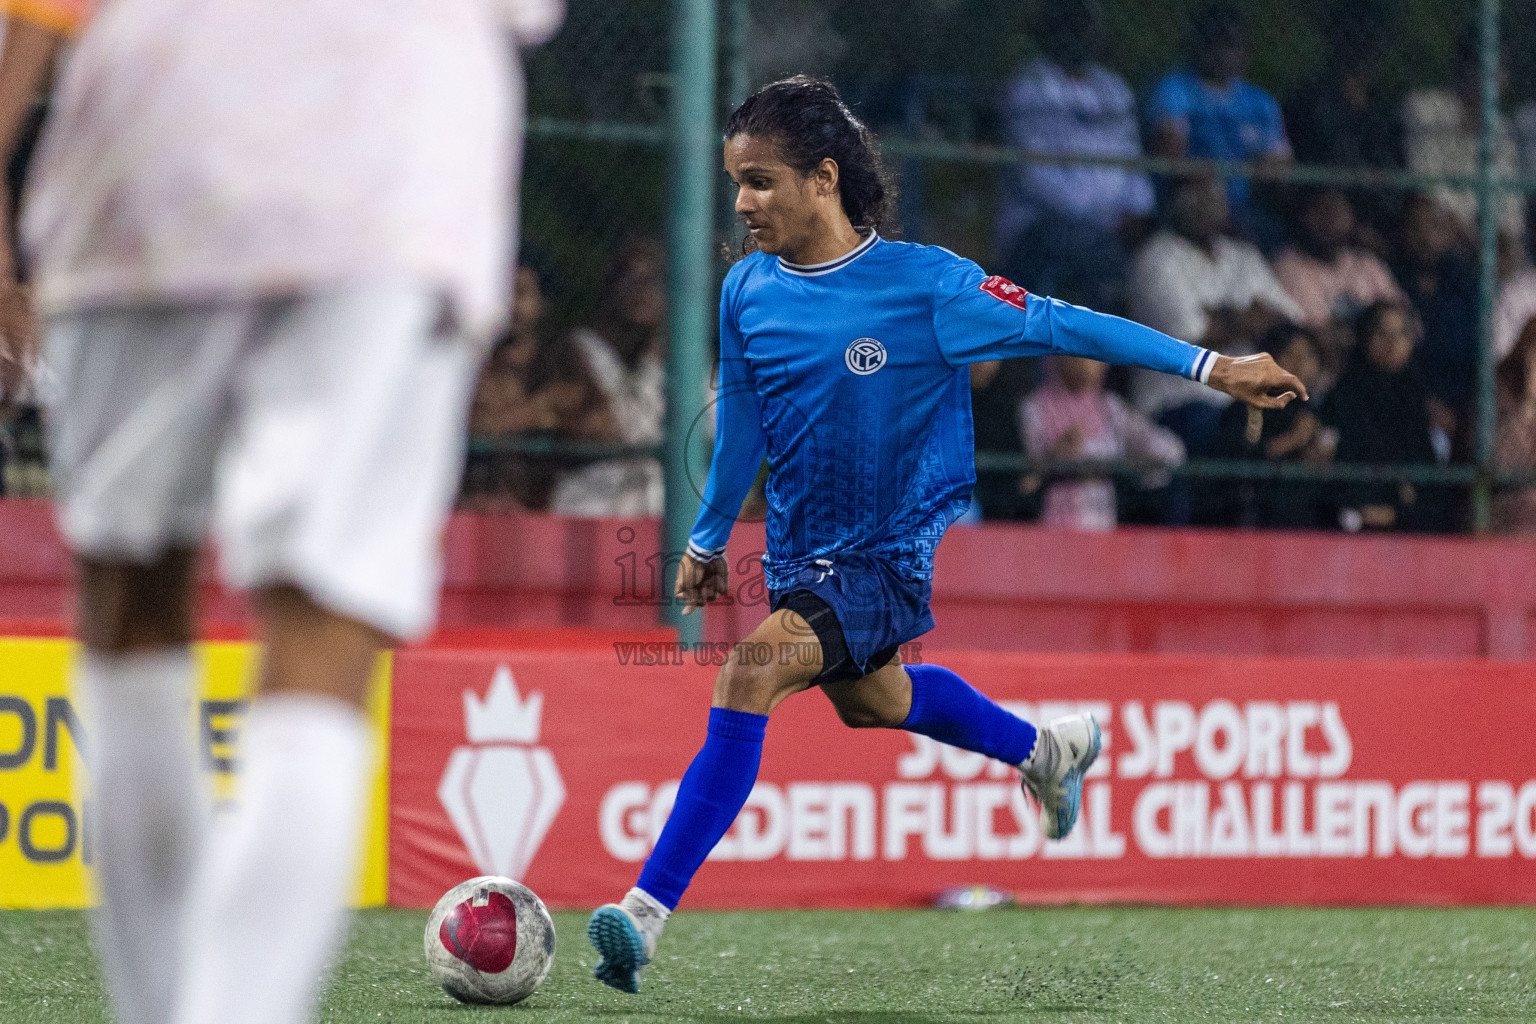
[724,76,895,237]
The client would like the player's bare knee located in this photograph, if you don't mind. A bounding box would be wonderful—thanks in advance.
[254,585,383,708]
[78,551,199,654]
[712,655,779,715]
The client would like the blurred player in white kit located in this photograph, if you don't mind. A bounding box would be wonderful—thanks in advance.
[0,1,562,1022]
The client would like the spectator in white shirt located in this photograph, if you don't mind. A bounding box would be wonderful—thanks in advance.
[550,236,668,517]
[1402,24,1523,261]
[995,0,1154,311]
[1129,172,1303,456]
[1271,186,1404,393]
[1020,355,1184,531]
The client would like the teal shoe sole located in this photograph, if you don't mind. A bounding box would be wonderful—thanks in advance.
[588,906,649,994]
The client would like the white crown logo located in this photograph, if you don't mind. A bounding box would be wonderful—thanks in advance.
[464,666,543,744]
[439,666,565,881]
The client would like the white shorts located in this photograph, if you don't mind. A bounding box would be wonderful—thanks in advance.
[45,287,480,640]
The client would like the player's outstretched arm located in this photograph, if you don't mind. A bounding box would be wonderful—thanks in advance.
[931,250,1312,413]
[1207,352,1309,410]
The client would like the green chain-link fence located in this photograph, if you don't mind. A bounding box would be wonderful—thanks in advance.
[473,0,1536,559]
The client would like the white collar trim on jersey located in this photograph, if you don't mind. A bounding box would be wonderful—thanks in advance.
[777,230,881,276]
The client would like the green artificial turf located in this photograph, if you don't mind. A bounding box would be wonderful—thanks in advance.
[3,906,1534,1023]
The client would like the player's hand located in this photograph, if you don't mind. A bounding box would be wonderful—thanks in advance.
[1207,353,1309,410]
[674,552,728,615]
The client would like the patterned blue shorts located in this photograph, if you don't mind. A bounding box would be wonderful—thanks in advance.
[768,549,934,683]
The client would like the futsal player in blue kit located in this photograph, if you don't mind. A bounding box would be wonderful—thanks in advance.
[588,77,1306,993]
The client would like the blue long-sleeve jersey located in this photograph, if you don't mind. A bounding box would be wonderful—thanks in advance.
[688,233,1216,590]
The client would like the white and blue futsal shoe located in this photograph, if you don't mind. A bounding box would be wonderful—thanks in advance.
[588,890,666,993]
[1019,711,1102,840]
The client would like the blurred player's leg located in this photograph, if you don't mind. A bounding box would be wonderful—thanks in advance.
[173,587,378,1024]
[76,555,206,1024]
[48,304,238,1024]
[171,287,479,1024]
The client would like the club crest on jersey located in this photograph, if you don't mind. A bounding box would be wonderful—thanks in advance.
[979,275,1030,311]
[845,338,887,375]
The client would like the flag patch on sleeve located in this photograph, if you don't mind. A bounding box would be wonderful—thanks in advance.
[978,275,1030,311]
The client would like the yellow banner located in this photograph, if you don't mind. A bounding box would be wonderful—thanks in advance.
[0,639,389,909]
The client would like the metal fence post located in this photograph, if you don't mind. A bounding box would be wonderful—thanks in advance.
[720,0,751,237]
[663,0,718,644]
[1472,0,1501,532]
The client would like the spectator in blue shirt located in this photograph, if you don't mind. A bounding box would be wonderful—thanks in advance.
[995,0,1154,312]
[1145,3,1291,241]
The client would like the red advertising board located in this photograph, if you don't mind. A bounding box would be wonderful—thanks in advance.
[389,647,1536,909]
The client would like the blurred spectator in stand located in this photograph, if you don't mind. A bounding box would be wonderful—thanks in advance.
[1491,316,1536,532]
[1128,172,1302,459]
[1283,0,1401,250]
[1323,300,1450,532]
[968,357,1039,521]
[0,372,51,497]
[1392,193,1475,452]
[994,0,1153,313]
[1516,57,1536,266]
[0,9,80,498]
[1402,23,1523,265]
[1019,355,1183,531]
[1145,3,1291,244]
[745,0,847,84]
[1271,185,1403,392]
[462,260,611,511]
[1495,265,1536,365]
[1214,323,1335,529]
[0,12,68,398]
[549,236,667,517]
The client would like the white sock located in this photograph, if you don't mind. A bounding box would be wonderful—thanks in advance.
[623,887,671,922]
[79,649,207,1024]
[174,694,371,1024]
[620,887,670,957]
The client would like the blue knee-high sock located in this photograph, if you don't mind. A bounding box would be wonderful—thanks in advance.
[636,707,766,910]
[900,664,1037,765]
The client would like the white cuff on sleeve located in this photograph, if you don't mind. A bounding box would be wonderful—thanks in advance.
[686,541,725,563]
[1190,348,1217,385]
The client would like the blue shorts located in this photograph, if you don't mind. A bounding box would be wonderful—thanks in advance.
[768,549,934,684]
